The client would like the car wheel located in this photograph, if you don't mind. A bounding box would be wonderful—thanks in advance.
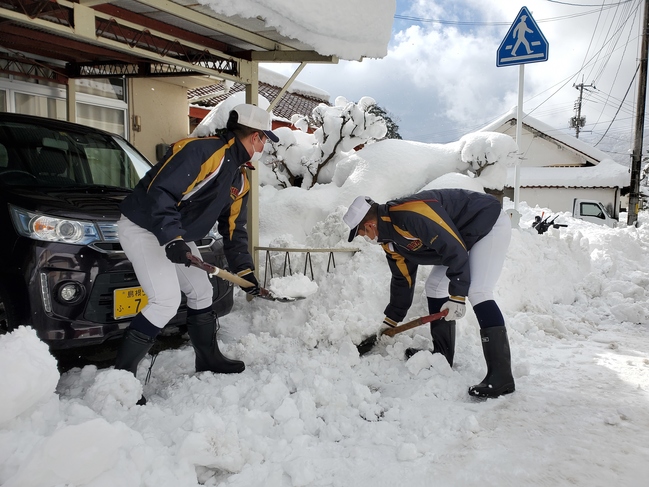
[0,284,19,335]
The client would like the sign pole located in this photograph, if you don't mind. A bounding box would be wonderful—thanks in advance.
[497,6,548,224]
[514,64,524,212]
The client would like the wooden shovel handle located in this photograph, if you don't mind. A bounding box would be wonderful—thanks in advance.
[381,310,449,337]
[186,253,254,288]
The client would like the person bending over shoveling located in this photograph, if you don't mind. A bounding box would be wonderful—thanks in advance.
[343,189,515,398]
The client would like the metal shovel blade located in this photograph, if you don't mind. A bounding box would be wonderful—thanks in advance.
[187,253,305,303]
[356,310,449,356]
[356,335,379,356]
[257,288,304,302]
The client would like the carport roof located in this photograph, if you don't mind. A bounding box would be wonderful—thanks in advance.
[0,0,395,84]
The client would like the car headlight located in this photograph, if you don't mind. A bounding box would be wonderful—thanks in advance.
[10,205,99,245]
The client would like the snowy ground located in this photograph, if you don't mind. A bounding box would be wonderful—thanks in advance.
[2,199,648,487]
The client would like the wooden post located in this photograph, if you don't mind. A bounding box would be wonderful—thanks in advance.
[628,0,649,226]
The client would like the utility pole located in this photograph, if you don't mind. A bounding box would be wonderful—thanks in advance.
[569,78,595,139]
[628,0,649,226]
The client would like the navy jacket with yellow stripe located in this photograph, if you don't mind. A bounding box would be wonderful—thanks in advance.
[377,189,502,322]
[120,132,254,272]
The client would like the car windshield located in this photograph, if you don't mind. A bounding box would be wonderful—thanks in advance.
[0,119,151,189]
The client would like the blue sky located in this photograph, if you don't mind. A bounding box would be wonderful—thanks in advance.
[266,0,642,162]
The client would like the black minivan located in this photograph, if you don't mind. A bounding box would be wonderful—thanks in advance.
[0,113,233,350]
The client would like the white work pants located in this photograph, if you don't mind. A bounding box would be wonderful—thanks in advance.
[117,216,214,328]
[425,210,511,306]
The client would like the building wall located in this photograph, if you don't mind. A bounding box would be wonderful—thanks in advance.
[128,78,189,163]
[505,186,619,217]
[497,123,592,167]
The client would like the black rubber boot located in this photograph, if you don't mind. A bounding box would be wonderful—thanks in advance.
[114,328,156,405]
[468,326,515,398]
[405,320,456,366]
[186,311,245,374]
[431,319,456,366]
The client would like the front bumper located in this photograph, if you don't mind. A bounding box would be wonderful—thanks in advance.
[12,237,233,350]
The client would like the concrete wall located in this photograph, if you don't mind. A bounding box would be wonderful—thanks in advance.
[127,78,189,163]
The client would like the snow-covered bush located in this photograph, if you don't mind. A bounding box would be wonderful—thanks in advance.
[456,131,519,191]
[260,96,388,189]
[192,92,517,193]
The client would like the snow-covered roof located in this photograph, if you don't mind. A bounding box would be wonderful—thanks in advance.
[258,68,330,101]
[199,0,396,60]
[188,67,330,124]
[481,107,611,164]
[189,82,327,124]
[188,68,329,102]
[506,159,630,188]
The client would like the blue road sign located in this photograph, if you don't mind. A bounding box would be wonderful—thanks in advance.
[497,7,548,67]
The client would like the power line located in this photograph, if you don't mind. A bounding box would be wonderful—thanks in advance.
[545,0,634,6]
[526,4,639,123]
[590,0,638,82]
[393,5,624,26]
[595,63,639,145]
[396,1,641,144]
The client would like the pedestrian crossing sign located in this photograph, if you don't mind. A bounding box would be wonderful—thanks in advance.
[497,6,548,67]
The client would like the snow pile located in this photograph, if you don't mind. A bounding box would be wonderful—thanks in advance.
[2,205,649,486]
[2,122,648,487]
[268,274,319,299]
[0,327,59,424]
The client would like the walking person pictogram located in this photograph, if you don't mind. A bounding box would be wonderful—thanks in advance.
[497,7,548,67]
[511,15,533,56]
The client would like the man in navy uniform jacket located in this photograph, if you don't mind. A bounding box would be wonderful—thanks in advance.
[343,189,514,398]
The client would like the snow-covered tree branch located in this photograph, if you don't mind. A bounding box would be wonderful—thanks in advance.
[259,96,387,189]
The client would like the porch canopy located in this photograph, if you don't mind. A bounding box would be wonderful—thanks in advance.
[0,0,396,268]
[0,0,395,84]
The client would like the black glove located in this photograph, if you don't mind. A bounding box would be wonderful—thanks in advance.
[165,239,192,267]
[237,269,260,296]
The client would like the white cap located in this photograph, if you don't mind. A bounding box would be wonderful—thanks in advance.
[343,196,374,242]
[232,104,279,142]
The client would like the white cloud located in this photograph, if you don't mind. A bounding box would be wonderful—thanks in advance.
[264,0,642,161]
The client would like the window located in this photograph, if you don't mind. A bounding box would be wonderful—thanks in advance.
[0,116,150,190]
[75,78,125,101]
[0,77,128,137]
[580,202,604,219]
[0,78,67,120]
[77,103,126,137]
[14,92,66,120]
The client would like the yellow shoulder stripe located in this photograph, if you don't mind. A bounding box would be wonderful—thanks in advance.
[146,136,235,194]
[183,137,236,195]
[381,243,413,287]
[228,170,250,239]
[393,225,416,240]
[391,200,465,250]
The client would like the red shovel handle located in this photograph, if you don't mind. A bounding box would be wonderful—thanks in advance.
[381,309,449,337]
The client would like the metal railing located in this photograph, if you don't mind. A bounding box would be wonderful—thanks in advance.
[255,246,359,287]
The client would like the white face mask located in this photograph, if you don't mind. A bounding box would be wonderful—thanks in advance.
[249,133,265,163]
[363,235,379,245]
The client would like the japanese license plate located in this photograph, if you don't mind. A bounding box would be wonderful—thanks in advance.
[113,286,148,319]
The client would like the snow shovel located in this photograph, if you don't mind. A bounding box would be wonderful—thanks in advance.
[356,310,449,356]
[187,253,303,303]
